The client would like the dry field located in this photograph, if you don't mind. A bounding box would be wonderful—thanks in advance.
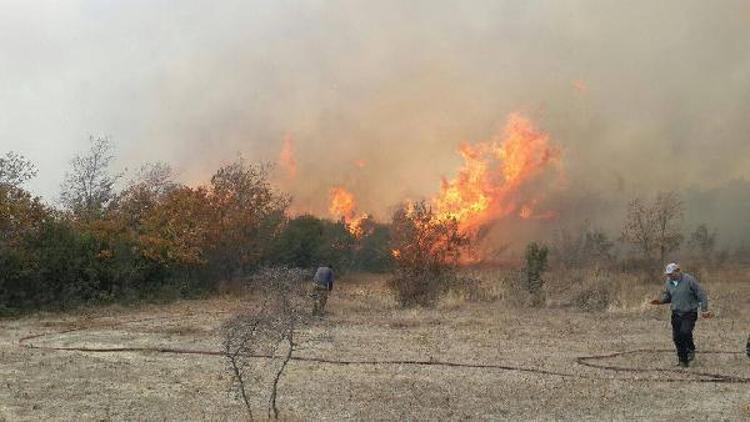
[1,270,749,421]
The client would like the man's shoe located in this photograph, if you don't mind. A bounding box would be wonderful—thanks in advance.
[679,361,689,368]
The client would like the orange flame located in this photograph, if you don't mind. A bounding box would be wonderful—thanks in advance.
[328,186,367,237]
[279,134,297,178]
[433,113,561,231]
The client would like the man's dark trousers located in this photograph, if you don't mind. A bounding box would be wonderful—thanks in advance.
[671,311,697,363]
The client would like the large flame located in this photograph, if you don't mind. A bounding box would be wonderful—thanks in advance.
[278,134,297,179]
[433,113,561,231]
[328,186,367,237]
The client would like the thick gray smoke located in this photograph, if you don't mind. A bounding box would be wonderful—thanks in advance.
[2,0,749,247]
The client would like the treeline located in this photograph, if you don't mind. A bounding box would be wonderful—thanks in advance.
[0,139,391,314]
[551,190,736,272]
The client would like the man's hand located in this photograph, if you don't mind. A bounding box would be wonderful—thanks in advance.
[649,299,662,305]
[701,311,713,319]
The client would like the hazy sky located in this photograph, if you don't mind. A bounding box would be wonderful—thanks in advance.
[2,0,749,222]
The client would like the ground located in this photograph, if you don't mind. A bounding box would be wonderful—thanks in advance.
[1,271,749,421]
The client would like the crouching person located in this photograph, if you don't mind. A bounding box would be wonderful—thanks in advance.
[312,264,334,317]
[650,263,712,367]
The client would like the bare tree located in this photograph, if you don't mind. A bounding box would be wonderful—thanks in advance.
[221,267,311,420]
[60,136,122,219]
[621,191,683,264]
[0,151,37,188]
[652,191,684,264]
[129,162,177,197]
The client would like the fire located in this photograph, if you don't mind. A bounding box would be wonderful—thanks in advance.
[433,113,561,231]
[328,186,368,237]
[518,200,558,220]
[278,134,297,178]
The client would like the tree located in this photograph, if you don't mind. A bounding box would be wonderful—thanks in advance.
[621,191,683,264]
[652,191,684,263]
[137,186,217,269]
[0,151,38,188]
[60,136,122,220]
[0,162,48,312]
[270,215,326,268]
[208,159,289,279]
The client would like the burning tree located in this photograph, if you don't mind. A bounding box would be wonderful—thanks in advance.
[388,201,469,307]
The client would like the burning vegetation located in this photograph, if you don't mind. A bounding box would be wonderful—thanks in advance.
[3,111,738,315]
[328,186,368,238]
[432,113,562,232]
[283,112,562,259]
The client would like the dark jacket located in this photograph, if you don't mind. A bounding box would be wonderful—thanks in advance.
[313,267,334,290]
[658,273,708,313]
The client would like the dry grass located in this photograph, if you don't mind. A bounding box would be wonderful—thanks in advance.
[1,268,749,420]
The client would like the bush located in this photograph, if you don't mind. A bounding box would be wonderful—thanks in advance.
[388,201,469,307]
[523,242,548,306]
[573,284,610,312]
[388,273,445,307]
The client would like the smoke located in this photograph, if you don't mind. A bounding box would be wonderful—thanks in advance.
[2,0,750,246]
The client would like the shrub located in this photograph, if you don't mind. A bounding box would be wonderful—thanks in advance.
[388,201,469,307]
[523,242,548,306]
[222,267,311,419]
[573,284,610,312]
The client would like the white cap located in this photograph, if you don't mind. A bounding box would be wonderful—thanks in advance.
[664,263,680,275]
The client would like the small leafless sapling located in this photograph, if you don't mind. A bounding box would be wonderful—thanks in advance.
[221,267,311,420]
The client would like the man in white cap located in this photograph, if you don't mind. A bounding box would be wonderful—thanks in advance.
[650,263,712,367]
